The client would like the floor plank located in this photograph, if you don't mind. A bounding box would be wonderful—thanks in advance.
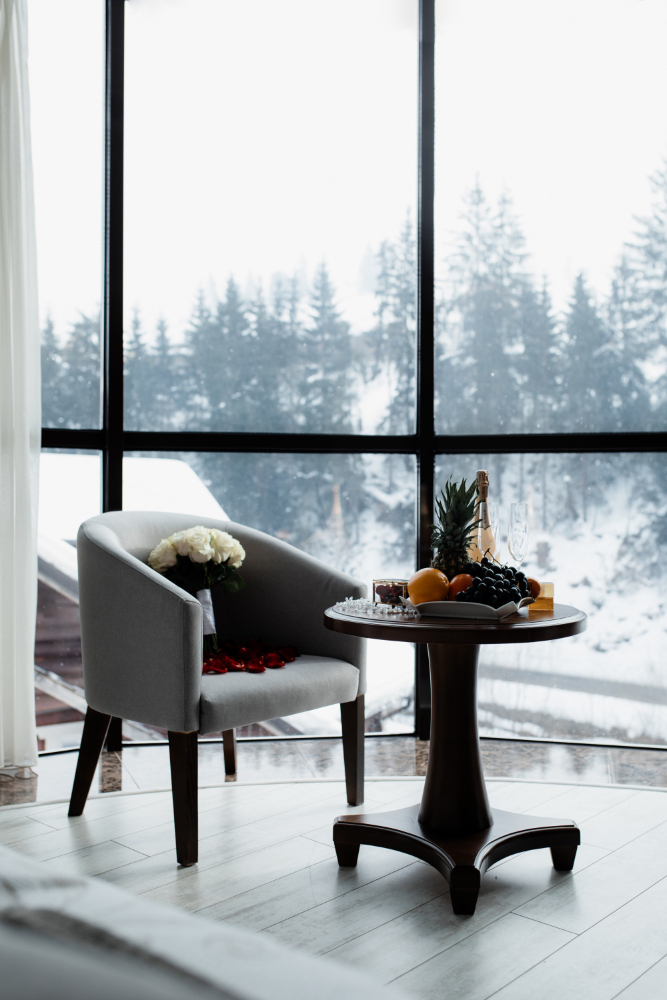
[143,835,335,911]
[487,781,575,813]
[262,862,448,957]
[492,875,667,1000]
[613,955,667,1000]
[115,783,379,859]
[392,912,574,1000]
[325,843,606,986]
[578,789,667,851]
[197,846,416,930]
[514,817,667,934]
[522,783,639,825]
[0,813,58,845]
[39,839,148,877]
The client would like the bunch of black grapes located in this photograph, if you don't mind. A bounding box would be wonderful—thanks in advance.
[456,557,530,609]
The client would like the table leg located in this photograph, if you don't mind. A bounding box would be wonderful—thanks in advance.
[333,640,580,915]
[418,643,492,834]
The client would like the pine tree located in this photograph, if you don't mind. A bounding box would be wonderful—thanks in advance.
[370,214,416,435]
[607,257,651,431]
[59,311,101,428]
[182,289,231,429]
[563,274,625,431]
[298,264,355,433]
[436,185,527,433]
[124,310,150,429]
[148,317,181,429]
[610,162,667,426]
[519,280,561,431]
[41,316,64,427]
[364,216,417,562]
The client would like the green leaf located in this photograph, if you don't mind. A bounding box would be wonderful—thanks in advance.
[221,571,245,594]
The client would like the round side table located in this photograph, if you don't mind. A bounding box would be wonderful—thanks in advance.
[324,603,587,915]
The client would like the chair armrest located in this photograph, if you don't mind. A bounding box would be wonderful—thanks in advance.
[211,522,368,695]
[77,521,202,732]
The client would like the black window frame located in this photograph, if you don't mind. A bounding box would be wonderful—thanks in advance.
[41,0,667,740]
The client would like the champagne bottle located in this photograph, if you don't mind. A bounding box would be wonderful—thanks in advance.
[478,470,497,560]
[467,470,496,562]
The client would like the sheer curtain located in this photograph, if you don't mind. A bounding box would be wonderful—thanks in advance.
[0,0,39,771]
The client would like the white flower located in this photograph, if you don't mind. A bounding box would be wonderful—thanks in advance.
[148,538,177,573]
[168,529,191,557]
[209,529,235,564]
[185,525,215,563]
[158,526,244,569]
[229,539,245,568]
[168,526,215,563]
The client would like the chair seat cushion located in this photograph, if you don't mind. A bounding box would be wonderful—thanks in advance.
[199,655,360,735]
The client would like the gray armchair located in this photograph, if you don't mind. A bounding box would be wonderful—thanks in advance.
[68,512,367,866]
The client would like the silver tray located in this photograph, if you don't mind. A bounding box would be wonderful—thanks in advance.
[401,596,533,620]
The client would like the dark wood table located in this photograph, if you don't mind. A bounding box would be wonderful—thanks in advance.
[324,602,587,914]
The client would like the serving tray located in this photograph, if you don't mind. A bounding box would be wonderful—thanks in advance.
[401,597,534,620]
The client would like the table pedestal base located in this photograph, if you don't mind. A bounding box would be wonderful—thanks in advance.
[333,805,580,915]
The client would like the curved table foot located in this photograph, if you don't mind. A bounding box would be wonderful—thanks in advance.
[335,841,360,867]
[333,804,580,915]
[551,844,578,871]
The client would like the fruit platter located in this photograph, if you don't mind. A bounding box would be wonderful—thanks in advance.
[404,559,538,619]
[398,475,550,620]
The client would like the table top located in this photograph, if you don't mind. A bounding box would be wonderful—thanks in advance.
[324,603,587,645]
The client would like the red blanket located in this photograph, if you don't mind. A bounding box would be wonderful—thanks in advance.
[203,640,298,675]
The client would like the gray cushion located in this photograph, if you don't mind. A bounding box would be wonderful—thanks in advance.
[0,845,407,1000]
[77,511,366,732]
[200,656,360,734]
[0,921,236,1000]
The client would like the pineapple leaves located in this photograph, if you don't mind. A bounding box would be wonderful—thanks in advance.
[430,476,481,575]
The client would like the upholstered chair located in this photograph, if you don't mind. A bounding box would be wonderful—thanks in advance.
[68,511,367,866]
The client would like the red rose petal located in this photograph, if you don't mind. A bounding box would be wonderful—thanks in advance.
[264,652,285,668]
[225,656,246,671]
[202,654,229,674]
[277,646,297,662]
[246,658,266,673]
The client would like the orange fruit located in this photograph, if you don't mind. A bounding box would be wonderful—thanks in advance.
[448,573,474,601]
[526,577,541,599]
[407,567,450,604]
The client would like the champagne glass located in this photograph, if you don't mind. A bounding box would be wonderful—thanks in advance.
[478,501,500,562]
[508,502,529,569]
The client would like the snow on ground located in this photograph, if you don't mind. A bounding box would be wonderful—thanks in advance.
[478,677,667,744]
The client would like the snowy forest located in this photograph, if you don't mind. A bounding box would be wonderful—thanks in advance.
[41,167,667,743]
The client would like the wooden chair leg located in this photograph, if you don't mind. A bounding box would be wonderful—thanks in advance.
[168,730,199,867]
[222,729,237,776]
[68,707,111,816]
[341,694,364,806]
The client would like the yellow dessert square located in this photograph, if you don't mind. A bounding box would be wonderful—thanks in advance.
[529,596,554,612]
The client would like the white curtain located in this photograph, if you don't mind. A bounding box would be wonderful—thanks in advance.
[0,0,39,770]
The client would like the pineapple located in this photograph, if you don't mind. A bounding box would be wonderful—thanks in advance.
[431,477,480,579]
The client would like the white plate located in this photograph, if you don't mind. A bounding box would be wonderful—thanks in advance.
[401,597,533,620]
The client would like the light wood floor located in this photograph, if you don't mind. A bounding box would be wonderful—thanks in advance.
[3,777,667,999]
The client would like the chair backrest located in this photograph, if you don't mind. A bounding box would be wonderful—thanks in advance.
[78,511,366,732]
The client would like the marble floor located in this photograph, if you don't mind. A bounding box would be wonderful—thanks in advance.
[2,736,667,807]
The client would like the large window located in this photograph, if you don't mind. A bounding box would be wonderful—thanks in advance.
[36,0,667,745]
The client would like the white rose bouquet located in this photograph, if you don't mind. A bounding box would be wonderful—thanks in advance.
[148,526,245,654]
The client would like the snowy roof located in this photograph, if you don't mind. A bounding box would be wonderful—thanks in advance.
[38,454,229,589]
